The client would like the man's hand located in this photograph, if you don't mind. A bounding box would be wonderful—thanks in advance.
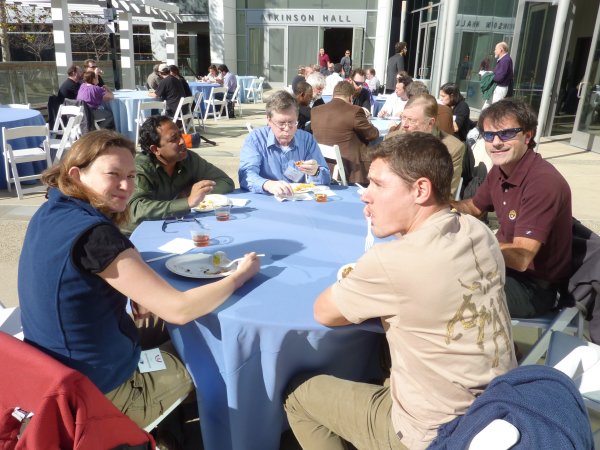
[296,159,319,176]
[187,180,216,208]
[263,180,293,197]
[378,110,389,118]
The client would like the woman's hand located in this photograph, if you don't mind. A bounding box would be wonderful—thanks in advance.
[230,253,261,288]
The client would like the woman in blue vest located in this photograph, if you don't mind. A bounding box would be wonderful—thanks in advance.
[18,129,261,429]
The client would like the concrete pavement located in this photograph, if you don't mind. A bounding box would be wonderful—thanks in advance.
[1,101,599,308]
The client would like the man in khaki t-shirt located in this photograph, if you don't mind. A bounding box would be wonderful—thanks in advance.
[285,132,516,450]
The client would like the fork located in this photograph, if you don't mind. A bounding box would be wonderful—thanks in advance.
[364,217,375,252]
[216,254,266,269]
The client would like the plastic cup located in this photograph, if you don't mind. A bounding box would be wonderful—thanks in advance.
[215,202,232,221]
[190,228,210,247]
[314,193,327,203]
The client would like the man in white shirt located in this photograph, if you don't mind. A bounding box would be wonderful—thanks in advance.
[378,74,412,118]
[324,63,344,95]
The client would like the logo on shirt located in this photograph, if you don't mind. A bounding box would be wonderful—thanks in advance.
[508,210,517,221]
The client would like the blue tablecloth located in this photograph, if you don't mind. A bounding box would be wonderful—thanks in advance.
[0,108,46,190]
[371,117,400,141]
[189,82,220,116]
[105,90,158,141]
[236,75,257,103]
[130,187,383,450]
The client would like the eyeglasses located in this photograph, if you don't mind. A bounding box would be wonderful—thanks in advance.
[401,115,429,126]
[89,65,97,69]
[162,216,201,232]
[482,128,523,142]
[271,120,298,130]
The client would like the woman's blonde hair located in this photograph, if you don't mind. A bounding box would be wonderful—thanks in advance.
[42,129,136,225]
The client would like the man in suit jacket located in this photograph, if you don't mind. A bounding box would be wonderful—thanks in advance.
[311,81,380,185]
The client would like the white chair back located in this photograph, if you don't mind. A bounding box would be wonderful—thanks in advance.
[204,87,228,121]
[7,103,30,109]
[246,122,253,133]
[51,113,83,163]
[192,91,205,129]
[317,143,347,186]
[2,124,52,199]
[135,100,166,146]
[173,96,196,134]
[229,85,243,118]
[0,305,23,340]
[51,104,84,138]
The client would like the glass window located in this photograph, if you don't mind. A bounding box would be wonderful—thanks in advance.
[237,11,246,35]
[248,27,265,77]
[363,38,375,67]
[268,28,285,83]
[322,0,367,8]
[287,27,319,84]
[366,12,377,37]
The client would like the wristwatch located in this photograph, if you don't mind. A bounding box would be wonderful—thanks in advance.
[313,167,320,177]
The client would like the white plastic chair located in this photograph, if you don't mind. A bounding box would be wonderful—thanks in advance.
[173,96,197,134]
[50,113,83,163]
[203,87,228,121]
[143,394,188,432]
[0,303,23,340]
[246,122,253,133]
[245,77,264,103]
[2,124,52,199]
[7,103,31,109]
[317,143,347,186]
[135,100,166,146]
[50,104,84,140]
[229,85,243,118]
[192,91,205,129]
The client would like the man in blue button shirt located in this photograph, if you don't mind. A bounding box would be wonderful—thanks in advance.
[239,90,331,196]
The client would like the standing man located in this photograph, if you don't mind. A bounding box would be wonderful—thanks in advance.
[385,42,407,94]
[311,81,379,185]
[285,132,515,450]
[58,65,83,102]
[318,48,330,74]
[452,99,572,318]
[340,50,353,78]
[349,68,372,111]
[127,116,234,231]
[239,90,331,196]
[482,42,514,109]
[149,63,186,117]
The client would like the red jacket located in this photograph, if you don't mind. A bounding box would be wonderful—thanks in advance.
[0,333,154,450]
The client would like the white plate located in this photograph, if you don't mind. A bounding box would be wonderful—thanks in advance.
[192,194,228,212]
[165,253,233,278]
[337,263,356,281]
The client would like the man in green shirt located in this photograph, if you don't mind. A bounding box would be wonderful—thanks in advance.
[126,116,234,232]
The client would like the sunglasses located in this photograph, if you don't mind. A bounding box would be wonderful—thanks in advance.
[482,128,523,142]
[352,79,363,86]
[162,216,202,232]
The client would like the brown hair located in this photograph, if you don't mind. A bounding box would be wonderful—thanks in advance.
[82,71,96,84]
[333,80,355,98]
[404,94,438,120]
[42,130,136,225]
[369,132,452,204]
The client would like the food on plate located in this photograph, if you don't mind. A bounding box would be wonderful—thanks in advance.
[212,251,226,266]
[293,182,315,192]
[196,199,214,211]
[341,265,354,278]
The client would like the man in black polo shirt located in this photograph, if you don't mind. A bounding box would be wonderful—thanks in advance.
[452,98,572,318]
[349,68,372,111]
[149,63,186,117]
[58,65,83,102]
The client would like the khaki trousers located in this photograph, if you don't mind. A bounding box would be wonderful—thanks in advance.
[105,316,193,429]
[285,374,408,450]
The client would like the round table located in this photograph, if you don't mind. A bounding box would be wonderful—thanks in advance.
[188,82,220,115]
[105,90,158,141]
[0,108,46,190]
[236,75,257,103]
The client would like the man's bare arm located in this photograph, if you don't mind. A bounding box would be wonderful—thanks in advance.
[314,286,352,326]
[450,198,484,218]
[500,237,542,272]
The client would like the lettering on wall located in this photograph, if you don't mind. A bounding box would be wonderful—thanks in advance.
[246,9,367,27]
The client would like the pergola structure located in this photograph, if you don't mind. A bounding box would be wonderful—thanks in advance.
[5,0,181,89]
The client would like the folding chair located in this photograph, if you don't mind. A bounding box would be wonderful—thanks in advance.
[192,90,205,129]
[203,87,228,121]
[317,143,347,186]
[50,104,83,140]
[50,113,83,163]
[246,122,253,133]
[135,100,166,146]
[2,124,52,199]
[172,96,196,134]
[0,303,22,340]
[229,85,243,118]
[245,77,264,103]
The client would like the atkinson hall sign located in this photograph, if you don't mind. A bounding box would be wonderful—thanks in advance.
[246,9,367,27]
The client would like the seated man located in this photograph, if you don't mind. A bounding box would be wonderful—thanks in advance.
[324,63,344,95]
[216,64,238,118]
[349,68,372,111]
[378,74,412,118]
[452,99,572,318]
[239,90,331,196]
[388,94,464,198]
[285,132,515,450]
[293,80,313,131]
[127,116,234,231]
[58,65,83,102]
[311,81,379,185]
[149,63,186,117]
[76,71,115,130]
[84,59,104,87]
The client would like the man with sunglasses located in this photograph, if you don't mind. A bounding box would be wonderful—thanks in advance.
[239,90,330,196]
[126,116,234,233]
[84,59,105,87]
[452,99,572,319]
[349,68,372,111]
